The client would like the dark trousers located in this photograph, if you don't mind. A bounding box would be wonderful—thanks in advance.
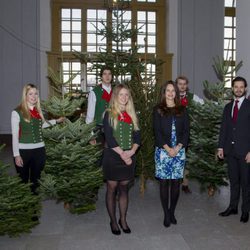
[227,150,250,212]
[14,147,46,194]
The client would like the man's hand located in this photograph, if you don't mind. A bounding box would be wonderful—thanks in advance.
[217,148,224,159]
[245,152,250,163]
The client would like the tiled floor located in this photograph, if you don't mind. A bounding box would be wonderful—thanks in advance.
[1,135,250,250]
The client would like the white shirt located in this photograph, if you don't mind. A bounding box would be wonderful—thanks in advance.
[85,84,112,124]
[11,110,56,157]
[231,96,245,117]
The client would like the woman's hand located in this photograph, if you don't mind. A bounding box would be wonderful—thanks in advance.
[56,117,66,123]
[123,149,135,159]
[174,143,183,154]
[120,151,133,166]
[167,148,177,157]
[15,156,23,167]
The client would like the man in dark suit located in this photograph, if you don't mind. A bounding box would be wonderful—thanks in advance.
[217,76,250,223]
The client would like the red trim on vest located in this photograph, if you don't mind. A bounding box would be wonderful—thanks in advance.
[101,85,112,102]
[118,111,132,124]
[30,107,42,119]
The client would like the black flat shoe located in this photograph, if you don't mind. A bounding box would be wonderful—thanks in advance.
[110,222,121,235]
[219,207,238,217]
[118,219,131,234]
[240,212,249,223]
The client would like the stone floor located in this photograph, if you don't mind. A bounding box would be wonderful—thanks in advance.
[1,135,250,250]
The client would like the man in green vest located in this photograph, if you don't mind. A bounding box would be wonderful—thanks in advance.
[176,75,204,193]
[86,66,113,144]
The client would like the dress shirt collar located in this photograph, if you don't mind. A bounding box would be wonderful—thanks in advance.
[102,83,112,93]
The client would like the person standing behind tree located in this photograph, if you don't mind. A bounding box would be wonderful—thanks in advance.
[217,76,250,223]
[176,75,204,194]
[86,66,113,144]
[11,83,64,195]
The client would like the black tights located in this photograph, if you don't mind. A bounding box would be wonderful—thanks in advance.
[160,179,181,218]
[106,180,130,230]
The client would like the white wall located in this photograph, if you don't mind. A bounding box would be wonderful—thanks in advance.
[237,0,250,94]
[168,0,224,98]
[39,0,51,100]
[0,0,40,134]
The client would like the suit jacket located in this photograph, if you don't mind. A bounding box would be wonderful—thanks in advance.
[153,106,189,148]
[218,98,250,156]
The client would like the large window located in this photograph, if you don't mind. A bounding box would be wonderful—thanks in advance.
[224,0,236,87]
[49,0,169,93]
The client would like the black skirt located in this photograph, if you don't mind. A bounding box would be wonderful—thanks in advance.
[102,148,135,181]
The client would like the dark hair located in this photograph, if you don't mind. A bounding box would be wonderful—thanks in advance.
[100,66,113,78]
[232,76,247,88]
[175,75,189,85]
[157,80,184,116]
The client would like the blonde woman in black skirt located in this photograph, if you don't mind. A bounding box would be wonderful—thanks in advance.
[102,84,140,235]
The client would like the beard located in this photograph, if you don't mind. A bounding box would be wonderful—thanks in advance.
[233,90,246,98]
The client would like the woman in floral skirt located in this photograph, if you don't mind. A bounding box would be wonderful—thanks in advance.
[153,80,189,227]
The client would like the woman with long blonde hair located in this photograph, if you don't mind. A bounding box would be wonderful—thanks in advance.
[102,84,140,235]
[11,83,64,195]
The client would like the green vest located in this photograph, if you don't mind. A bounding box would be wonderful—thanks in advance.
[93,85,110,125]
[187,92,194,106]
[16,110,43,144]
[113,120,134,150]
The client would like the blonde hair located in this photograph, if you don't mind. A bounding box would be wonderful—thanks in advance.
[16,83,44,122]
[108,84,139,131]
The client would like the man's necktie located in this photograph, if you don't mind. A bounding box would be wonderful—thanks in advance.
[232,100,239,122]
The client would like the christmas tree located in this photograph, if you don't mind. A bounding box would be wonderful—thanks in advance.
[187,56,242,195]
[0,145,41,236]
[39,65,103,213]
[74,8,163,192]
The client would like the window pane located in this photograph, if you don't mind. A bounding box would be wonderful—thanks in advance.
[61,9,70,18]
[62,33,70,43]
[87,9,107,52]
[62,21,70,31]
[88,34,96,43]
[148,23,156,33]
[225,0,236,7]
[72,45,81,51]
[87,22,96,31]
[224,28,232,37]
[138,11,146,21]
[148,47,156,53]
[62,45,70,51]
[72,9,81,18]
[224,17,232,27]
[72,34,81,43]
[148,12,156,21]
[72,21,81,31]
[87,9,96,19]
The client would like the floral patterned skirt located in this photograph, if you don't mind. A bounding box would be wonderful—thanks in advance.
[155,146,186,179]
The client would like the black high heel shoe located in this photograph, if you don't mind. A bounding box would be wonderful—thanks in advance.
[110,222,121,235]
[118,219,131,233]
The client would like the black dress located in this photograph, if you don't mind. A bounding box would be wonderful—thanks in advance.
[102,111,140,181]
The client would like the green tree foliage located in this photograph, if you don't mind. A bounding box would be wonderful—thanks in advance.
[187,57,242,194]
[0,145,41,236]
[39,119,103,214]
[74,8,163,192]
